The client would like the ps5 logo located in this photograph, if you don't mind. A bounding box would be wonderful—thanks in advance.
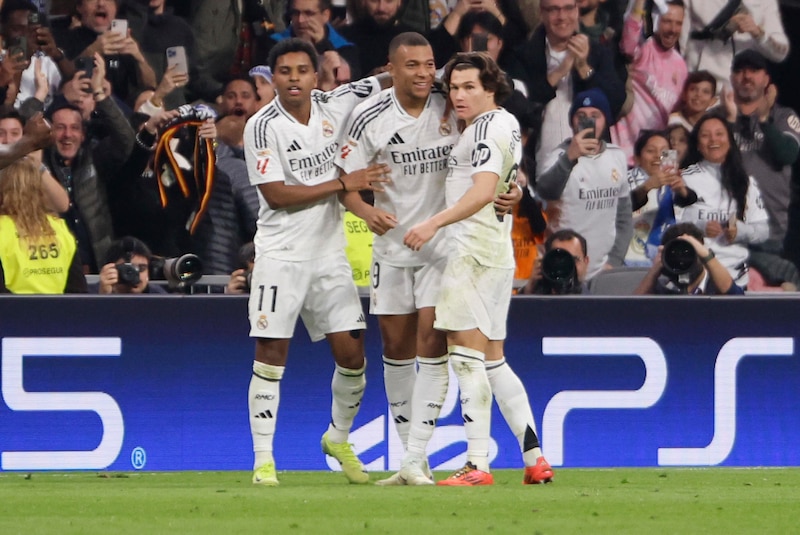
[1,337,124,470]
[541,337,793,466]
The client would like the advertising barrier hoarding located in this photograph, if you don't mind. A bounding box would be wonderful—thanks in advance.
[0,296,796,472]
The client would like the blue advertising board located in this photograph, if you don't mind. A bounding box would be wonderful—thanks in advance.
[0,296,797,472]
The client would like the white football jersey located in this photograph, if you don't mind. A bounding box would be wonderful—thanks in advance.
[541,142,629,278]
[243,79,380,261]
[676,161,768,283]
[445,108,521,269]
[336,87,458,267]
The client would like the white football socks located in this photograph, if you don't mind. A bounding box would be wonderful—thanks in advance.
[249,360,284,469]
[327,361,367,443]
[486,357,543,466]
[382,356,417,449]
[449,345,492,472]
[405,354,449,460]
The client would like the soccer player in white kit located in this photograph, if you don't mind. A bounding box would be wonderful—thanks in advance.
[242,38,392,486]
[336,32,457,485]
[402,52,524,486]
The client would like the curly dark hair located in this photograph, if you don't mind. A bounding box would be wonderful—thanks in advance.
[268,38,319,73]
[443,52,512,105]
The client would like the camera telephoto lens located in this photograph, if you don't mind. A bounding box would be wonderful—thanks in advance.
[662,238,697,276]
[540,248,578,294]
[149,254,203,288]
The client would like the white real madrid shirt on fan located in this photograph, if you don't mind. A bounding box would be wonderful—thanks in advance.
[244,78,381,260]
[676,160,768,285]
[446,108,521,269]
[538,141,629,279]
[336,87,458,266]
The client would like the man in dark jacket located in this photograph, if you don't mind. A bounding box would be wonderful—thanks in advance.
[43,56,135,272]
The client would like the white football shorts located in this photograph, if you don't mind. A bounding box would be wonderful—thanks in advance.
[433,255,513,340]
[248,251,366,342]
[369,256,446,315]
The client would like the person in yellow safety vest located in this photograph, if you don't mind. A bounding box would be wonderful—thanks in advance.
[343,210,373,287]
[0,158,87,293]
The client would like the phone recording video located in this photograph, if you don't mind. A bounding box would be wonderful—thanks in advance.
[8,36,27,58]
[660,149,678,171]
[74,56,94,91]
[471,33,488,52]
[577,115,596,139]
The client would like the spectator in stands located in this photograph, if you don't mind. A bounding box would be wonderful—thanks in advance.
[456,11,544,157]
[95,235,166,294]
[535,87,632,280]
[667,122,690,163]
[722,48,800,288]
[0,110,52,168]
[522,228,590,294]
[105,106,179,250]
[339,0,416,75]
[577,0,626,106]
[0,0,71,111]
[625,130,696,266]
[182,0,246,86]
[676,111,769,288]
[194,76,260,274]
[266,0,362,79]
[139,0,221,108]
[214,75,261,149]
[249,65,275,107]
[509,0,626,172]
[131,63,189,118]
[0,111,68,214]
[56,0,156,105]
[679,0,789,89]
[610,0,687,165]
[668,70,717,133]
[634,222,745,295]
[43,53,135,272]
[0,157,87,293]
[438,0,530,69]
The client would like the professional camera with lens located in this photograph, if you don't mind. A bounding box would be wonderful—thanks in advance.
[149,254,203,289]
[661,238,702,291]
[115,262,141,287]
[537,248,581,295]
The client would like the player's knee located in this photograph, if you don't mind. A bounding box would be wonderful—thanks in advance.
[255,338,289,366]
[417,329,447,357]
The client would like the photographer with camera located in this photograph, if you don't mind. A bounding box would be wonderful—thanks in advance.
[226,242,254,294]
[96,236,166,294]
[522,228,590,295]
[635,222,744,295]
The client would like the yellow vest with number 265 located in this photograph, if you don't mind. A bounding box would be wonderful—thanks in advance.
[0,215,78,294]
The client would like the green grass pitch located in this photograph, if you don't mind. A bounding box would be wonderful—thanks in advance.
[1,468,799,534]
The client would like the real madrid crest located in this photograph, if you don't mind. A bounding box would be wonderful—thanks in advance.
[257,315,268,330]
[322,120,334,137]
[611,168,620,183]
[439,121,452,136]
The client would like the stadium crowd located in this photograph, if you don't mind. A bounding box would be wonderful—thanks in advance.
[0,0,796,294]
